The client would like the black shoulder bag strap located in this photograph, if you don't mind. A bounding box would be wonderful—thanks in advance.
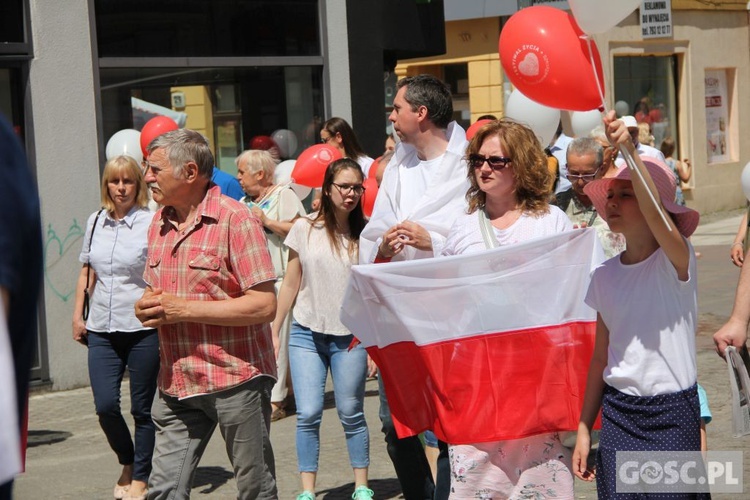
[82,209,104,321]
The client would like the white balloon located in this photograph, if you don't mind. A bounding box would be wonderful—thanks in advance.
[615,100,630,118]
[271,129,299,159]
[504,89,560,148]
[568,0,641,35]
[273,159,311,200]
[274,159,296,184]
[105,129,143,164]
[570,109,602,138]
[741,162,750,202]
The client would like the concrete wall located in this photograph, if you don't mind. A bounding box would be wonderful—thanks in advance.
[324,0,352,123]
[29,1,101,389]
[594,10,750,214]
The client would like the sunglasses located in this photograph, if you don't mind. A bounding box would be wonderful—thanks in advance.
[468,154,512,171]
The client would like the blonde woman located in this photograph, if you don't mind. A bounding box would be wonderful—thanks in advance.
[72,155,156,500]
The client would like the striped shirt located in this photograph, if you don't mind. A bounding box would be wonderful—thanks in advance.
[144,185,277,398]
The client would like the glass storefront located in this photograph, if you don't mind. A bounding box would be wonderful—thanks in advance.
[613,55,679,153]
[100,66,324,175]
[96,0,324,175]
[95,0,320,58]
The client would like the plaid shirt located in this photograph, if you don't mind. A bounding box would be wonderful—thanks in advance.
[144,185,277,398]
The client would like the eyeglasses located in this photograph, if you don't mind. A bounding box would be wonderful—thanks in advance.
[332,183,365,196]
[468,154,512,171]
[566,165,602,182]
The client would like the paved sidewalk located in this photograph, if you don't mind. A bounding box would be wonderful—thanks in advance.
[13,210,750,499]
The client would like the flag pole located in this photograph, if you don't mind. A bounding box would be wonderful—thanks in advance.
[583,35,672,231]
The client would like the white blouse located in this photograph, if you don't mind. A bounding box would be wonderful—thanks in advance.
[79,206,154,333]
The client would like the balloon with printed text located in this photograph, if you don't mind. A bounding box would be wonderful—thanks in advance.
[291,144,343,188]
[499,6,604,111]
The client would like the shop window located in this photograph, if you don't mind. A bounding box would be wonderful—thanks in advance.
[613,55,678,157]
[94,0,320,58]
[0,0,25,44]
[100,66,324,173]
[443,63,470,130]
[704,69,733,164]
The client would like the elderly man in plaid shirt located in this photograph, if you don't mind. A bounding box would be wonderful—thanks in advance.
[135,129,278,500]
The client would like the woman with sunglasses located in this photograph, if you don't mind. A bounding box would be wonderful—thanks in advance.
[441,120,575,499]
[273,158,376,500]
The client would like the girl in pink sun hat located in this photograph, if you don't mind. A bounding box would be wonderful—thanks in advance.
[572,111,708,498]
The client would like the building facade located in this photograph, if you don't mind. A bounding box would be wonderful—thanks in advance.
[2,0,444,389]
[395,0,750,214]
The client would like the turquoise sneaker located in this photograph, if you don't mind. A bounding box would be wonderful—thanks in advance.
[352,485,374,500]
[296,491,315,500]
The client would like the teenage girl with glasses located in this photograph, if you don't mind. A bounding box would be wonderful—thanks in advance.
[273,158,376,500]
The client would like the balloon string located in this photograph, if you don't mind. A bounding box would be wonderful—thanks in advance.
[583,35,608,113]
[618,145,673,230]
[582,36,672,231]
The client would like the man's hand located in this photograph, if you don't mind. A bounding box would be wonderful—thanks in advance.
[378,225,405,259]
[394,221,432,252]
[135,287,188,328]
[714,317,749,358]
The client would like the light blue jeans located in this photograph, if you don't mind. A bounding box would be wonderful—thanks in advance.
[288,321,369,472]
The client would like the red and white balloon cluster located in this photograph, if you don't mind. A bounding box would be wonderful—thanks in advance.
[497,0,640,141]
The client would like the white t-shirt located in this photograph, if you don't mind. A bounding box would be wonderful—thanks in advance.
[585,243,698,396]
[441,206,573,256]
[284,216,356,335]
[398,154,444,217]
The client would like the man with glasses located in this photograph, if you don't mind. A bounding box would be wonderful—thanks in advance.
[559,137,625,258]
[359,74,469,500]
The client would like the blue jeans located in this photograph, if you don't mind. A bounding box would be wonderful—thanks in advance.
[288,322,369,472]
[87,329,159,482]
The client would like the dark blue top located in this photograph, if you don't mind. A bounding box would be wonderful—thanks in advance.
[211,167,244,200]
[0,113,43,433]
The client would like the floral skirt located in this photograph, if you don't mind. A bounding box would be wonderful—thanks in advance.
[449,432,574,499]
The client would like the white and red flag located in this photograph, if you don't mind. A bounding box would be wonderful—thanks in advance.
[341,228,604,444]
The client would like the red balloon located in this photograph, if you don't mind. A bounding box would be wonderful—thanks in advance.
[499,6,604,111]
[466,119,493,141]
[368,156,382,179]
[361,177,379,218]
[140,116,179,156]
[249,135,277,150]
[291,144,343,188]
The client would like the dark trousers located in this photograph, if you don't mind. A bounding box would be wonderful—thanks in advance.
[88,329,159,482]
[379,376,447,500]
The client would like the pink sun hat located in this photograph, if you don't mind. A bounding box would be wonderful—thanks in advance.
[583,157,700,237]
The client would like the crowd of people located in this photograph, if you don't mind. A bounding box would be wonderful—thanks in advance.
[64,73,728,500]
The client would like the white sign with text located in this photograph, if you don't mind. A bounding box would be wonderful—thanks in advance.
[640,0,672,39]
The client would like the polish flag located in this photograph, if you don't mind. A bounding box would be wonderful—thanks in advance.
[341,228,603,444]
